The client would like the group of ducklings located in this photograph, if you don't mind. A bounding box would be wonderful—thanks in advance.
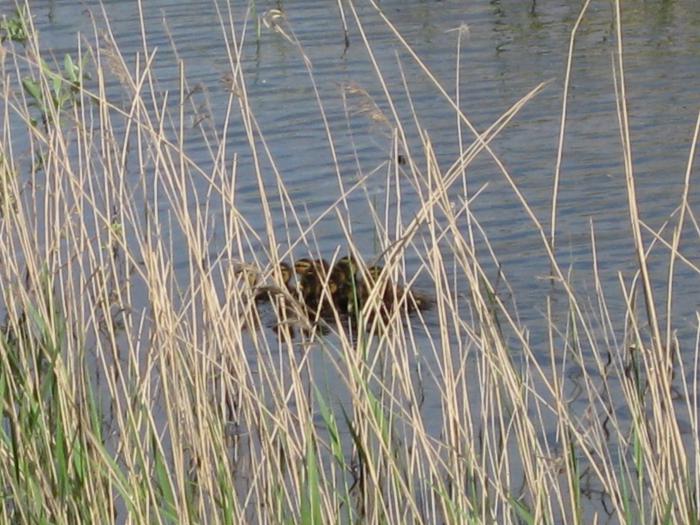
[257,256,430,323]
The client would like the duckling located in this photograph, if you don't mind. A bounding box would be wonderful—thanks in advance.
[329,256,360,313]
[233,261,306,337]
[254,261,293,302]
[294,259,348,317]
[278,262,293,291]
[356,265,431,320]
[231,262,265,331]
[294,258,325,312]
[264,261,318,340]
[355,265,392,321]
[375,266,431,312]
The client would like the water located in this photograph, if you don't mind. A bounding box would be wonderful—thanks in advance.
[20,0,700,520]
[33,0,700,266]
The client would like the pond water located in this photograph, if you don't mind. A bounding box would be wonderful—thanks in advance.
[34,2,700,256]
[37,1,695,349]
[21,0,700,520]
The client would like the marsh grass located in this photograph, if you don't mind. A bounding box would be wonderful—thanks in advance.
[0,1,698,523]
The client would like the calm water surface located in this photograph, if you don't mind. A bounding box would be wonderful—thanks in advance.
[25,0,700,517]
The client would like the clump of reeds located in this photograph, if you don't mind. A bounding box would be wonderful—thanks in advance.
[0,1,697,523]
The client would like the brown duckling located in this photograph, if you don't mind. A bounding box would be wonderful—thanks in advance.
[329,256,360,314]
[356,265,431,320]
[254,261,293,302]
[353,265,391,321]
[278,261,293,289]
[294,258,334,315]
[233,261,308,338]
[264,261,318,339]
